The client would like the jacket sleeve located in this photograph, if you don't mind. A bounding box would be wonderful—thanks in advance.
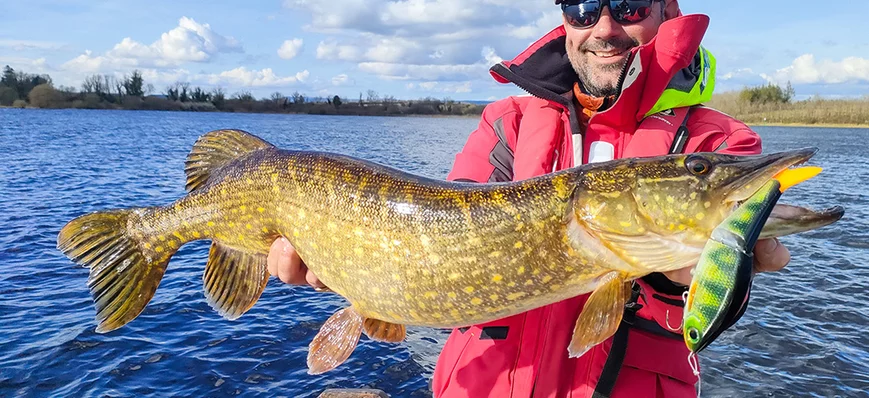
[446,99,519,183]
[637,107,762,334]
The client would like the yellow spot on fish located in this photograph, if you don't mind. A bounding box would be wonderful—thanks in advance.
[488,251,502,258]
[525,280,534,286]
[172,231,184,240]
[704,201,711,209]
[507,282,517,287]
[424,291,438,299]
[616,204,624,211]
[428,254,441,264]
[420,234,431,246]
[517,266,526,275]
[447,292,457,299]
[240,205,247,212]
[678,224,687,231]
[168,240,177,249]
[262,227,269,233]
[542,275,553,283]
[144,243,151,249]
[696,213,705,220]
[470,298,483,305]
[464,286,475,294]
[690,192,698,200]
[602,191,621,198]
[490,294,499,301]
[492,274,503,282]
[448,273,461,280]
[246,223,253,230]
[192,231,201,238]
[620,221,632,228]
[207,221,215,227]
[667,196,675,203]
[507,292,526,300]
[155,246,164,253]
[297,209,306,218]
[681,202,689,210]
[668,223,676,231]
[158,235,166,242]
[514,241,523,249]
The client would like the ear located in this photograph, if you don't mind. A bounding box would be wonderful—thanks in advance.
[664,0,681,20]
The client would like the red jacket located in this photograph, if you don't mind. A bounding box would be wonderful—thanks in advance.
[432,15,761,398]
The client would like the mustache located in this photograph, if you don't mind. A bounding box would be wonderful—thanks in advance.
[580,37,639,53]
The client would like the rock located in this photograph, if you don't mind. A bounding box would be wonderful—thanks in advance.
[318,388,389,398]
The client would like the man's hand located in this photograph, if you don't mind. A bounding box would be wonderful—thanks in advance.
[663,238,792,286]
[267,237,327,289]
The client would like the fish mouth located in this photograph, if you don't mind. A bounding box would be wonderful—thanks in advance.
[722,147,819,204]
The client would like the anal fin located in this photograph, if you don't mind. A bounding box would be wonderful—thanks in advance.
[203,241,269,320]
[308,306,365,375]
[568,272,632,358]
[363,318,406,343]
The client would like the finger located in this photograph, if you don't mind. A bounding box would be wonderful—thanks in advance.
[275,238,307,285]
[662,267,693,286]
[267,238,282,277]
[306,268,326,289]
[753,238,791,273]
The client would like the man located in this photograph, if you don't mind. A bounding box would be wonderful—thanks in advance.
[267,0,791,396]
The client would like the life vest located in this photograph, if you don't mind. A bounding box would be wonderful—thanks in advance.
[434,14,761,398]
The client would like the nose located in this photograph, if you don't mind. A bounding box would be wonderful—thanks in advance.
[592,6,624,39]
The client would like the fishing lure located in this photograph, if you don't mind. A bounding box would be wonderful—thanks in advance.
[683,166,823,354]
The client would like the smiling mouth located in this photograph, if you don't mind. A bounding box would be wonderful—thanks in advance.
[589,49,628,58]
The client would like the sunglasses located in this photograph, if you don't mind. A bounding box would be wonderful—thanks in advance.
[560,0,663,29]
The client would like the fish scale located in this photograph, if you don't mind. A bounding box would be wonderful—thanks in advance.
[56,129,842,375]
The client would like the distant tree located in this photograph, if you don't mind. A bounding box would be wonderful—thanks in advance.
[179,82,190,102]
[740,82,794,104]
[332,95,342,108]
[0,86,18,105]
[1,66,17,91]
[366,89,379,102]
[190,86,211,102]
[123,70,145,97]
[211,87,226,108]
[28,83,63,108]
[290,91,305,104]
[234,90,254,102]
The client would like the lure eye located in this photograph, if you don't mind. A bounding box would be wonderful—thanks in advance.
[687,327,701,343]
[686,157,712,175]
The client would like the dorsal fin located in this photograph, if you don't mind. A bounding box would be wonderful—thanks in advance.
[184,129,274,192]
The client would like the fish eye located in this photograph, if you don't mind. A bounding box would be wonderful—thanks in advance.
[687,327,700,342]
[686,157,712,175]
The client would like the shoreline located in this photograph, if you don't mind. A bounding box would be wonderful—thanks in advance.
[746,122,869,129]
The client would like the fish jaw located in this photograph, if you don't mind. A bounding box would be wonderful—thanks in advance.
[718,147,818,204]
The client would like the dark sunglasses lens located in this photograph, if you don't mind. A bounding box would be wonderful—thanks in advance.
[563,1,602,28]
[610,0,654,24]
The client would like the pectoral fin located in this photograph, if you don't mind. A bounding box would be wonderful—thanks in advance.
[307,306,365,375]
[362,318,407,343]
[568,272,632,358]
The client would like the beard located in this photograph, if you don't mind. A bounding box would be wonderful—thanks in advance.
[567,36,639,98]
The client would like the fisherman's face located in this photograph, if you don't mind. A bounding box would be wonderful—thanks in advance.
[563,1,670,97]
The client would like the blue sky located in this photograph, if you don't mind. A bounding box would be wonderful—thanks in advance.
[2,0,867,101]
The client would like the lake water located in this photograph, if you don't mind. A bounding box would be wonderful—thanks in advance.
[1,109,867,397]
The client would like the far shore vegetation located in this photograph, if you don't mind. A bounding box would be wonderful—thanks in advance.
[2,65,868,126]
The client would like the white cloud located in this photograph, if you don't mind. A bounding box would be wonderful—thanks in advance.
[332,73,350,85]
[278,38,304,60]
[60,16,242,73]
[316,40,364,60]
[207,67,309,87]
[0,39,64,51]
[407,81,472,93]
[763,54,869,85]
[358,61,485,81]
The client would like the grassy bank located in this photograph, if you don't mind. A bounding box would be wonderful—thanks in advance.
[706,91,869,127]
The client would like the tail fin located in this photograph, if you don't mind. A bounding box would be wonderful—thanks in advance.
[57,208,175,333]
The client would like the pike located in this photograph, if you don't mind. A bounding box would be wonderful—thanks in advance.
[56,129,843,374]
